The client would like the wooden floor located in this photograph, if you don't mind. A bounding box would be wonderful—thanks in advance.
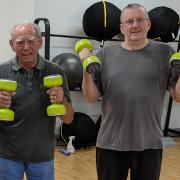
[54,137,180,180]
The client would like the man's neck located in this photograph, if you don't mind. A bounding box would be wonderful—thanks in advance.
[18,59,37,71]
[122,39,149,51]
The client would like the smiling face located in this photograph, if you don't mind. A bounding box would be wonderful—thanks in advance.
[10,23,43,70]
[120,6,151,44]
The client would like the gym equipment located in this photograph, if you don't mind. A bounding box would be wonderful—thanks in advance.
[61,112,97,149]
[0,79,17,121]
[169,52,180,87]
[169,52,180,74]
[83,1,121,40]
[75,39,101,74]
[52,53,83,90]
[148,6,179,42]
[43,75,66,116]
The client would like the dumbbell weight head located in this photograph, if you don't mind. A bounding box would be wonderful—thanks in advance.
[0,109,14,121]
[169,52,180,75]
[75,39,93,54]
[47,104,66,116]
[0,80,17,121]
[0,79,17,91]
[43,75,63,88]
[83,55,101,74]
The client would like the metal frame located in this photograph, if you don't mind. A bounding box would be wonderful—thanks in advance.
[34,18,50,60]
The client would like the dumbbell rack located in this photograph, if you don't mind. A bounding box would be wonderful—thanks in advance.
[34,17,180,137]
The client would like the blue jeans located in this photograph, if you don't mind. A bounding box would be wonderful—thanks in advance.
[0,157,54,180]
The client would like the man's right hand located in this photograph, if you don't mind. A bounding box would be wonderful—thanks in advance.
[78,48,92,62]
[0,91,15,108]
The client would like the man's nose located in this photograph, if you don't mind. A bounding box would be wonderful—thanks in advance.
[132,20,139,27]
[24,41,30,49]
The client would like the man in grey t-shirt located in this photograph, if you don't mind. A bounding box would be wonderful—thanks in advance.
[78,3,180,180]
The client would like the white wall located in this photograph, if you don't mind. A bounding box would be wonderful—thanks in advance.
[0,0,34,61]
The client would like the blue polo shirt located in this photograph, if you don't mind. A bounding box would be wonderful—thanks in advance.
[0,55,71,162]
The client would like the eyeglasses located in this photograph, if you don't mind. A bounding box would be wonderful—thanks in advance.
[121,18,149,26]
[14,36,37,47]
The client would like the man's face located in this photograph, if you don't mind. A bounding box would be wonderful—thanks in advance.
[10,24,43,69]
[120,7,151,43]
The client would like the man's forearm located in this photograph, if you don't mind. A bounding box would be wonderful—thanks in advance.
[61,97,74,124]
[82,73,100,103]
[170,76,180,102]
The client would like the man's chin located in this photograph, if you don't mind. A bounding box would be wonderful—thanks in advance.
[22,59,35,66]
[22,57,34,62]
[22,56,33,61]
[130,35,144,41]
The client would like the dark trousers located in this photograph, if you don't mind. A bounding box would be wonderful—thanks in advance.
[96,147,162,180]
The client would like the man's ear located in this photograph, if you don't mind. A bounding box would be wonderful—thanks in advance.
[119,24,124,35]
[9,40,15,51]
[147,20,151,31]
[38,37,43,49]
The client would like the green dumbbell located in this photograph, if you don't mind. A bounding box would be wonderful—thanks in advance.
[75,39,101,74]
[43,75,66,116]
[0,79,17,121]
[170,52,180,75]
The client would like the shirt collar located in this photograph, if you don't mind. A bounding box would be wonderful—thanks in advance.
[12,55,46,71]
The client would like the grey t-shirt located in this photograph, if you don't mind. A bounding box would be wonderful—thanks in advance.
[0,55,71,162]
[95,40,174,151]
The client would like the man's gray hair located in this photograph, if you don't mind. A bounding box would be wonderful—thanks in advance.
[120,3,149,22]
[10,22,42,40]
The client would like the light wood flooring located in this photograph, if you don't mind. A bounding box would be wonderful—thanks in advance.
[54,137,180,180]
